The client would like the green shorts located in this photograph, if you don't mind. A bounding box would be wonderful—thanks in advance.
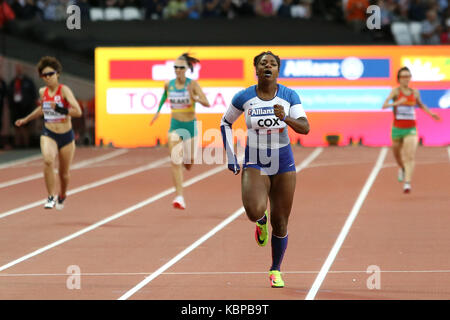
[169,118,197,140]
[391,126,417,140]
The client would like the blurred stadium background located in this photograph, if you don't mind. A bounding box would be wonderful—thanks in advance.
[0,0,449,151]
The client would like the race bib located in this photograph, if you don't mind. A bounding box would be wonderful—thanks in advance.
[396,105,416,120]
[42,101,67,122]
[169,92,191,109]
[247,106,286,134]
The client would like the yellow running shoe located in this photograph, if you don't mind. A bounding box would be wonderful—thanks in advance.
[269,270,285,288]
[255,211,268,247]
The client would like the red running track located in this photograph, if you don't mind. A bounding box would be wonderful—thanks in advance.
[0,145,448,300]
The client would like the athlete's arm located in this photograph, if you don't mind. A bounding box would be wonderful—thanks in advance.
[151,81,169,125]
[189,80,210,107]
[274,104,309,134]
[220,104,243,175]
[274,89,309,134]
[415,89,440,120]
[15,87,44,126]
[15,106,43,127]
[382,88,404,109]
[61,85,83,118]
[285,116,310,135]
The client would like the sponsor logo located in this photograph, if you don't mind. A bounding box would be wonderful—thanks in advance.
[420,89,450,109]
[106,87,240,114]
[295,87,391,111]
[439,90,450,109]
[279,57,390,80]
[109,59,244,80]
[251,107,274,116]
[401,57,450,82]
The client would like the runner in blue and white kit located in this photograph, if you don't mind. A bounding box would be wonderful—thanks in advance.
[220,51,310,288]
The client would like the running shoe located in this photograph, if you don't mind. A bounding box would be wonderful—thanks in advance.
[44,196,56,209]
[55,195,66,210]
[269,270,285,288]
[173,195,186,210]
[403,182,411,194]
[398,168,405,182]
[255,211,268,247]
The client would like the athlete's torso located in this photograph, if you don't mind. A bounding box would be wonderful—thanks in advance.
[393,88,417,128]
[168,78,195,112]
[42,84,72,133]
[231,84,301,149]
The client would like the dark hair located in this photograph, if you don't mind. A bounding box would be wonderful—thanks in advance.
[397,66,411,81]
[178,52,200,72]
[253,51,281,70]
[37,56,62,75]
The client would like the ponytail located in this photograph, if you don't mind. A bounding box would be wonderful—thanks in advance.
[178,52,200,72]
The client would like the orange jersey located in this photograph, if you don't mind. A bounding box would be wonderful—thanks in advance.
[393,88,416,129]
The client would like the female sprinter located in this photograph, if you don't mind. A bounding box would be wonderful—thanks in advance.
[15,56,82,209]
[220,51,310,288]
[382,66,440,193]
[150,53,210,209]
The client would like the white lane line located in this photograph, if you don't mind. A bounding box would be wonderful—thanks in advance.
[118,147,324,300]
[382,160,450,169]
[0,149,128,189]
[3,269,450,277]
[305,147,388,300]
[0,156,169,220]
[0,154,42,170]
[0,163,228,273]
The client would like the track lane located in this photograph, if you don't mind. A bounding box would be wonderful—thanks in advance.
[0,148,314,299]
[314,147,450,299]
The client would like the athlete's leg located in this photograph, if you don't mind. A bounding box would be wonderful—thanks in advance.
[402,134,418,183]
[40,135,58,197]
[182,135,198,171]
[241,167,270,222]
[268,171,296,272]
[58,140,76,198]
[168,131,184,196]
[392,138,404,170]
[268,171,296,237]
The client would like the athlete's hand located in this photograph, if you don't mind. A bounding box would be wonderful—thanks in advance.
[188,82,200,103]
[150,113,159,126]
[273,104,286,120]
[395,97,407,106]
[431,113,441,121]
[15,118,26,127]
[228,155,241,175]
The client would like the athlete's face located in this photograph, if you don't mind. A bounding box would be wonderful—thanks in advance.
[398,70,411,86]
[174,59,188,79]
[40,66,59,87]
[256,55,279,81]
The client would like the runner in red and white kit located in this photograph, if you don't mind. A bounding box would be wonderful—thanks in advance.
[15,56,82,209]
[382,67,440,193]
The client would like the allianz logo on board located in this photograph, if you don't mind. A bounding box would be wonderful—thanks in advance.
[280,57,390,80]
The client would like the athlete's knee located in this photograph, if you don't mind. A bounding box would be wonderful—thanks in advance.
[59,171,70,181]
[270,214,289,236]
[244,203,266,222]
[403,152,415,163]
[43,157,55,167]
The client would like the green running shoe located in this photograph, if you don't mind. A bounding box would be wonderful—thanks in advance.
[269,270,285,288]
[255,211,268,247]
